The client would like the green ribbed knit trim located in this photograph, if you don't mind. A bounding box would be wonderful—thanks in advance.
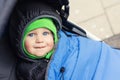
[22,18,58,59]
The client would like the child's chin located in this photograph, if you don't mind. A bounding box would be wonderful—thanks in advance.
[33,53,47,57]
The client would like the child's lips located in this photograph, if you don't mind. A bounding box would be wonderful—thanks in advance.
[34,46,46,49]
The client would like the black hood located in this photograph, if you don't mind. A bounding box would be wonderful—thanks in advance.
[9,1,62,62]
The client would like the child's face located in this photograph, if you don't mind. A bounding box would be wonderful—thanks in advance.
[25,28,54,57]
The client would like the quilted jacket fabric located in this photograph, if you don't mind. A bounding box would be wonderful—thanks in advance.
[46,30,120,80]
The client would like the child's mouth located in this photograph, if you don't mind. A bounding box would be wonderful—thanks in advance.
[34,46,46,49]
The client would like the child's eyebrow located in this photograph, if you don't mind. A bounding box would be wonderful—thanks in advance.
[27,30,33,34]
[44,30,51,32]
[28,31,34,33]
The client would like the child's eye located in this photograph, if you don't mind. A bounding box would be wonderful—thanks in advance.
[28,33,35,37]
[42,32,49,36]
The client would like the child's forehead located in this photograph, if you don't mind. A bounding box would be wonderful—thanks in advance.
[30,27,51,32]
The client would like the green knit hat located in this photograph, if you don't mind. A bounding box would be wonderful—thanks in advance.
[22,18,58,59]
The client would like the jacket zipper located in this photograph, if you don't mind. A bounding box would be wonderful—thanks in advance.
[60,67,65,80]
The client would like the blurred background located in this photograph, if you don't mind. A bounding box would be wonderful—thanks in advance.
[68,0,120,48]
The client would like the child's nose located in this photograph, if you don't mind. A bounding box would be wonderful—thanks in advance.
[36,35,44,43]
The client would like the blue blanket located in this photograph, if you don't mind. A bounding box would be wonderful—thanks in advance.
[46,31,120,80]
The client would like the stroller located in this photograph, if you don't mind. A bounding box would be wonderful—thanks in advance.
[0,0,86,80]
